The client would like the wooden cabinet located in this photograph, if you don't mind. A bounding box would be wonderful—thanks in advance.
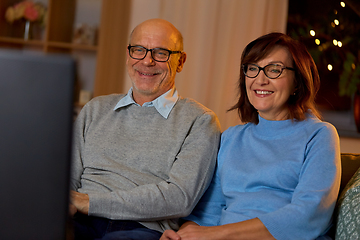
[0,0,131,100]
[0,0,97,52]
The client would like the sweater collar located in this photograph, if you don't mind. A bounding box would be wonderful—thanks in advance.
[113,87,179,119]
[253,115,297,139]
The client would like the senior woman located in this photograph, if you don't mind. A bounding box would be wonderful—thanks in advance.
[161,32,341,240]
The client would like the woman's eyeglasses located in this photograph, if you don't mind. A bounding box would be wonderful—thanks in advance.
[242,63,295,79]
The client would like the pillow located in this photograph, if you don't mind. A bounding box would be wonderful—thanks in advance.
[335,166,360,239]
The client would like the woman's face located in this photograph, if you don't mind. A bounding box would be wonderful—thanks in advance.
[245,46,296,121]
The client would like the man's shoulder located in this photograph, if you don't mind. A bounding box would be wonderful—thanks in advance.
[171,97,221,130]
[86,93,126,108]
[175,97,216,116]
[79,94,126,118]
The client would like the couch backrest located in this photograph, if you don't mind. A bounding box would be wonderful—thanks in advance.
[340,153,360,192]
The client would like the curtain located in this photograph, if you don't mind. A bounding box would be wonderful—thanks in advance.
[123,0,289,131]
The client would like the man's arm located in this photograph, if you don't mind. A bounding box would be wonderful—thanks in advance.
[69,104,89,191]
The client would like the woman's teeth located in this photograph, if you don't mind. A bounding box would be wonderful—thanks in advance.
[256,90,273,95]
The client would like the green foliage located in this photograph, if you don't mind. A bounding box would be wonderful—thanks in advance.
[287,1,360,97]
[339,52,360,96]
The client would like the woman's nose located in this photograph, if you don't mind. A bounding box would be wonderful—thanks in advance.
[255,70,270,85]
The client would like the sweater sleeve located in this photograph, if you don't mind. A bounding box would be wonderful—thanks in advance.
[182,166,225,226]
[258,123,341,240]
[88,110,221,221]
[69,103,90,191]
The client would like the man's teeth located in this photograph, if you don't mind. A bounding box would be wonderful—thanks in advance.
[256,90,273,94]
[141,72,155,76]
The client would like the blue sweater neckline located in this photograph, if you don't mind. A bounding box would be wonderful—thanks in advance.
[253,116,298,139]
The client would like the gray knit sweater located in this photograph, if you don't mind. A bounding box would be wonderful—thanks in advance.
[70,93,221,232]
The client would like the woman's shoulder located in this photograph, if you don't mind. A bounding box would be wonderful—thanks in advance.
[300,115,339,142]
[305,115,338,133]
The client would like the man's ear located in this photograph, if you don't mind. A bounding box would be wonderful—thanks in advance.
[176,52,187,73]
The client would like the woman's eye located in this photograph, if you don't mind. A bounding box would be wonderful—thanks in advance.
[248,66,257,71]
[270,68,281,73]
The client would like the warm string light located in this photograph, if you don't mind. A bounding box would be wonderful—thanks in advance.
[308,2,350,71]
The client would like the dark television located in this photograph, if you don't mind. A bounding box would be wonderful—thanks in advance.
[0,48,75,240]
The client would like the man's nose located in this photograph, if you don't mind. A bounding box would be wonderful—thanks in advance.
[142,51,155,65]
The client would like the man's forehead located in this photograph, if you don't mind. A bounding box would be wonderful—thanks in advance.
[130,26,178,48]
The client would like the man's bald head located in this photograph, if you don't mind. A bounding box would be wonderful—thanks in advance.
[129,18,183,51]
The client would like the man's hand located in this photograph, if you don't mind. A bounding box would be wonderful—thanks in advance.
[68,202,78,217]
[69,190,89,216]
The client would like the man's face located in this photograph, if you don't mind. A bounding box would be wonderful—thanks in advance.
[126,22,185,104]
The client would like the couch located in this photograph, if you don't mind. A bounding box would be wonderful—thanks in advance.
[332,153,360,239]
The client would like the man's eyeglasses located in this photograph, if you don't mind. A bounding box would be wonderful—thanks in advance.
[127,45,182,62]
[242,63,295,79]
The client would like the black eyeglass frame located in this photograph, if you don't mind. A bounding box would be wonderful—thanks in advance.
[242,63,296,79]
[127,45,182,62]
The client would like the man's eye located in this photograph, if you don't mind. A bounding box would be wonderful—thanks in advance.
[133,48,144,53]
[156,51,168,56]
[248,67,258,71]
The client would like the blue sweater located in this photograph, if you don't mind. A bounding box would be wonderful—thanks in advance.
[184,115,341,240]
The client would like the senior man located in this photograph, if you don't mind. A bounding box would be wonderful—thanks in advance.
[69,18,221,240]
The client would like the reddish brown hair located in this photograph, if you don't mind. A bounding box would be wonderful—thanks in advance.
[229,32,321,124]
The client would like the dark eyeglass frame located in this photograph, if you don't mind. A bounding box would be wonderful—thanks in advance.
[127,45,182,62]
[242,63,295,79]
